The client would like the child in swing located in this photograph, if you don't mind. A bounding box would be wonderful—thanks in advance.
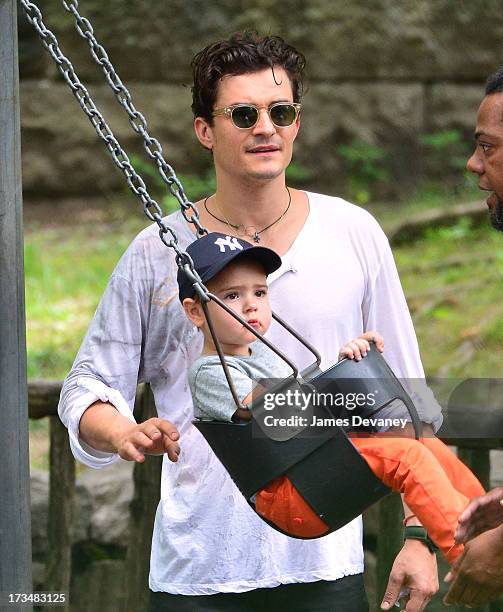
[178,231,484,564]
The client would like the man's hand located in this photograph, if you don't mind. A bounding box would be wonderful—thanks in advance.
[455,487,503,543]
[112,417,181,463]
[381,539,438,612]
[444,524,503,606]
[79,402,181,463]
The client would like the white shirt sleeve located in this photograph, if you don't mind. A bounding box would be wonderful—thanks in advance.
[361,224,443,431]
[58,272,143,468]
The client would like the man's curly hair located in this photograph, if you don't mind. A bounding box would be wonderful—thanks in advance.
[191,31,306,123]
[486,66,503,95]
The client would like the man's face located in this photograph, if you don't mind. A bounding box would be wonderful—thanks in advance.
[467,92,503,231]
[194,67,300,184]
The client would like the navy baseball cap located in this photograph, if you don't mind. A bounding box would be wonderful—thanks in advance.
[177,232,282,302]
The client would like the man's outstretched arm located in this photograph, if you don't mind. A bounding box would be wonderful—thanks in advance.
[79,401,180,463]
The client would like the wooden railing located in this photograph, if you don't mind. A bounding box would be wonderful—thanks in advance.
[29,381,503,612]
[29,381,161,612]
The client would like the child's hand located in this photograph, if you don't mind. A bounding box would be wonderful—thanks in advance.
[338,331,384,361]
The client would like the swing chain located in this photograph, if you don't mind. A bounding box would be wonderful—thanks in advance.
[20,0,206,246]
[60,0,208,238]
[19,0,207,272]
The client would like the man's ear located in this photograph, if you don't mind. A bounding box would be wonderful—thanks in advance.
[182,297,205,327]
[194,117,214,151]
[292,111,301,140]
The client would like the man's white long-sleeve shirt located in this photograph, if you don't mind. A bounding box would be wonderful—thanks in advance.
[58,192,441,594]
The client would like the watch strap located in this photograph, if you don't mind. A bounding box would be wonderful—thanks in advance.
[403,525,439,553]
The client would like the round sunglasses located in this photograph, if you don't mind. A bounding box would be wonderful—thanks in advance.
[212,102,301,129]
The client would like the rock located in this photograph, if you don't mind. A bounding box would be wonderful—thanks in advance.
[30,461,133,610]
[21,80,430,199]
[20,81,205,198]
[295,1,503,81]
[23,1,503,82]
[30,467,92,554]
[15,2,503,200]
[77,461,134,546]
[30,459,134,556]
[297,82,425,197]
[429,84,485,132]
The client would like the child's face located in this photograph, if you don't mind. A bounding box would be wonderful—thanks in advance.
[197,257,272,355]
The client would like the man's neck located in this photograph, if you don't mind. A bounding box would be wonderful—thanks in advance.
[213,175,288,228]
[196,174,310,255]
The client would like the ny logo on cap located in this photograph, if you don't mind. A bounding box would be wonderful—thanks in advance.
[214,236,244,253]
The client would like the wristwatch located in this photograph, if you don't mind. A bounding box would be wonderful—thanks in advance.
[403,525,439,553]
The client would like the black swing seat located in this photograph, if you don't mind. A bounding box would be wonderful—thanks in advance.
[193,345,422,539]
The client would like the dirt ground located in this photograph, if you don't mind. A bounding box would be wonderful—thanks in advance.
[23,195,137,233]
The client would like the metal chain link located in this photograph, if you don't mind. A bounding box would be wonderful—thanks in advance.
[19,0,208,297]
[60,0,208,237]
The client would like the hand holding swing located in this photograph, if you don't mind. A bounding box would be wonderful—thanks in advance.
[338,331,384,361]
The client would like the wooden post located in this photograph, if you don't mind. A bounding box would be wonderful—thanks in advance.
[457,447,491,490]
[0,1,33,609]
[124,385,162,612]
[375,494,403,608]
[41,417,76,612]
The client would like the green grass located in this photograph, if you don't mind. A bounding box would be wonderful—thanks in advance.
[391,218,503,377]
[24,193,503,381]
[25,215,146,380]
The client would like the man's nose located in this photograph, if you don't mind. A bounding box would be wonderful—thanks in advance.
[466,149,483,175]
[252,108,276,137]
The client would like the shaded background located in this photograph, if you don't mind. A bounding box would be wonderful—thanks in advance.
[17,0,503,204]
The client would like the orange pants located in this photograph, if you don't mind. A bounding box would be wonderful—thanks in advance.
[255,436,484,563]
